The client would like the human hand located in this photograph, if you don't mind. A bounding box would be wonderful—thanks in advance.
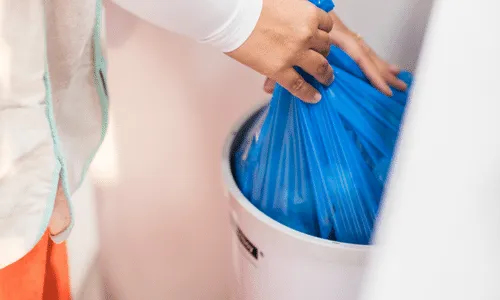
[263,11,408,97]
[227,0,335,103]
[329,11,407,94]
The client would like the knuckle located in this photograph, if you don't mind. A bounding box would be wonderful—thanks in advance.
[317,60,330,76]
[300,27,315,44]
[291,76,306,92]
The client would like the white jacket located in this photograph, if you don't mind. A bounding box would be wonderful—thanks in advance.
[0,0,262,269]
[0,0,107,269]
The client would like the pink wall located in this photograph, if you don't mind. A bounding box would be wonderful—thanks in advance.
[94,2,268,299]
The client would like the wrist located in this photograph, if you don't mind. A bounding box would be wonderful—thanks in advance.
[208,0,263,53]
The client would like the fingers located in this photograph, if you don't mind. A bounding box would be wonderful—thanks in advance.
[264,78,276,94]
[365,48,406,91]
[317,9,334,32]
[264,15,408,100]
[330,29,393,96]
[356,34,407,91]
[297,50,334,86]
[276,69,321,103]
[384,73,408,91]
[388,64,401,74]
[310,30,332,57]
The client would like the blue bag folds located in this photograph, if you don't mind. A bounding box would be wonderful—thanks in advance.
[232,1,413,245]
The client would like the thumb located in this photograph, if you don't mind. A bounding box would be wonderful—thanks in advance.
[264,78,276,94]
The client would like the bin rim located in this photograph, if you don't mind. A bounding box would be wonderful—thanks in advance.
[222,101,370,252]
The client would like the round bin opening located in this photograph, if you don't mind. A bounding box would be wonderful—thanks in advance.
[222,104,371,300]
[223,104,370,251]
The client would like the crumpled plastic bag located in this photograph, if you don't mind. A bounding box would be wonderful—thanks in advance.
[232,42,413,245]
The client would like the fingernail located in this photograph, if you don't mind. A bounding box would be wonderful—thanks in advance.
[327,75,335,86]
[314,93,322,102]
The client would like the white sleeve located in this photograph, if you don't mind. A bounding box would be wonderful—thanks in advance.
[112,0,263,53]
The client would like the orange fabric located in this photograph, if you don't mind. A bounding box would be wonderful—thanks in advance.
[0,231,70,300]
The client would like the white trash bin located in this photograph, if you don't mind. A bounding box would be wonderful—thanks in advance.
[222,105,371,300]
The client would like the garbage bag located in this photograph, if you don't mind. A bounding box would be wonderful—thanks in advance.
[232,1,413,245]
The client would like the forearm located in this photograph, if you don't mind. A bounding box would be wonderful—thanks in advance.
[113,0,263,52]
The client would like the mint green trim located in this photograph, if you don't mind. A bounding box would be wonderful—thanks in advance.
[23,0,108,253]
[76,0,110,190]
[41,3,75,237]
[39,0,109,244]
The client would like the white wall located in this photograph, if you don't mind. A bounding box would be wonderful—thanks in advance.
[335,0,433,71]
[95,1,433,299]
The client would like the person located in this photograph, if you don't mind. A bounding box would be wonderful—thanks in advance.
[0,0,406,298]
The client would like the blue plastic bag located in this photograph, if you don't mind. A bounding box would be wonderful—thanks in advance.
[232,1,413,245]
